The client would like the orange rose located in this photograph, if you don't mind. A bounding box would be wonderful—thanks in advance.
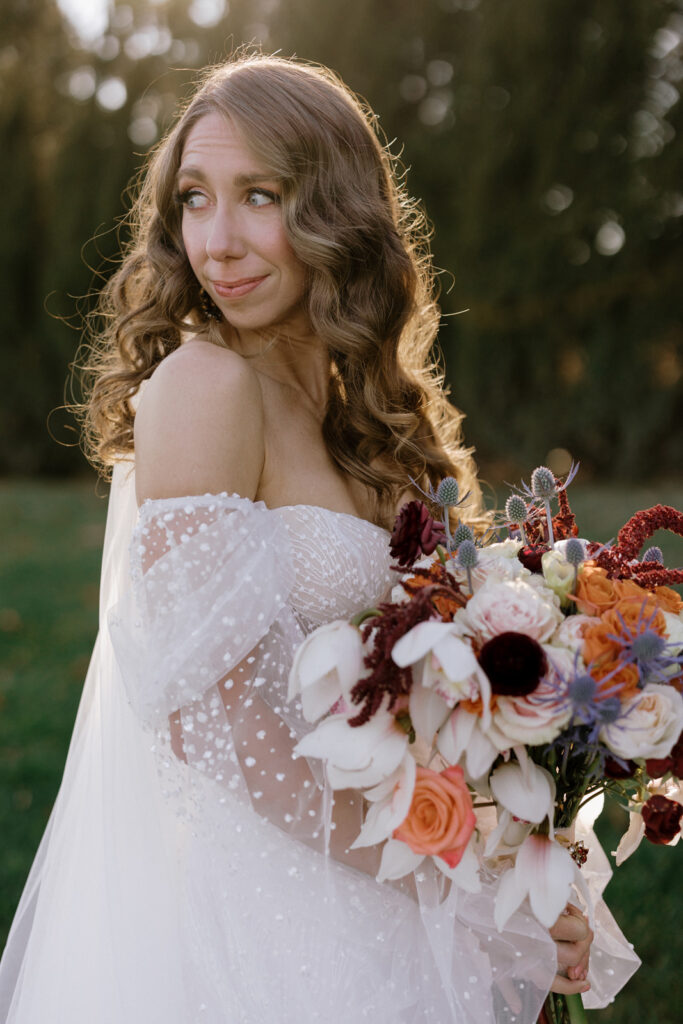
[393,764,476,868]
[583,621,621,672]
[603,600,666,641]
[574,565,618,615]
[591,661,641,701]
[654,586,683,615]
[612,579,660,618]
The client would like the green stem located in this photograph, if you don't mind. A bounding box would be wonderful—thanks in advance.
[566,993,588,1024]
[350,607,381,627]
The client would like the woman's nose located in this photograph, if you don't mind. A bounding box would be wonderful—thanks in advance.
[205,206,247,261]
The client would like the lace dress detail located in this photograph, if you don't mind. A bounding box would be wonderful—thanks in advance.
[0,464,639,1024]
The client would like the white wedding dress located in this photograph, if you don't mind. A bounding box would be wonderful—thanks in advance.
[0,461,638,1023]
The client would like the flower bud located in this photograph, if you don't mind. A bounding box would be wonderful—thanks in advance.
[541,549,575,607]
[436,476,460,506]
[531,466,556,500]
[453,522,474,546]
[505,494,528,525]
[564,538,585,567]
[457,539,478,569]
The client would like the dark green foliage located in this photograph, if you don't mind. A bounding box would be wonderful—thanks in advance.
[0,0,681,478]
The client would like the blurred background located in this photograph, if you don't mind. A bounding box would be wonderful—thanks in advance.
[0,1,682,1020]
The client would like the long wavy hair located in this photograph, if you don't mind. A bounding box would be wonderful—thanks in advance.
[79,52,487,529]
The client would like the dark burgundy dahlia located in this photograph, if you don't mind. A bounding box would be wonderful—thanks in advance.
[642,794,683,845]
[517,545,549,574]
[389,500,446,568]
[478,631,548,696]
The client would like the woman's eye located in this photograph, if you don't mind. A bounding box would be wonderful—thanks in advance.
[246,188,279,207]
[177,189,207,210]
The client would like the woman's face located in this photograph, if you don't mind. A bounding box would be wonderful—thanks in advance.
[177,111,308,337]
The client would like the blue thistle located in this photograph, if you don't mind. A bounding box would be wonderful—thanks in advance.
[453,522,474,546]
[605,603,683,685]
[643,546,664,564]
[409,475,472,554]
[457,539,478,592]
[511,461,580,549]
[505,494,528,544]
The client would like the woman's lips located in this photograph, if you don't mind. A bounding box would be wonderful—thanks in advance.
[212,276,267,299]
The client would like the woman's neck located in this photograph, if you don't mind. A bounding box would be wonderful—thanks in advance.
[220,320,331,416]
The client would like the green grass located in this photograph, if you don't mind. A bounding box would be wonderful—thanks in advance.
[0,477,682,1020]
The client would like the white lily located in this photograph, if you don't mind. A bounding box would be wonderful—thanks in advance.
[494,833,577,931]
[376,837,424,882]
[294,703,408,789]
[409,682,451,742]
[392,621,490,724]
[350,754,417,849]
[287,620,364,723]
[434,833,482,893]
[437,706,501,779]
[613,809,645,866]
[489,759,556,826]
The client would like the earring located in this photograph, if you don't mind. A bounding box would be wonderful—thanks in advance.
[199,288,222,322]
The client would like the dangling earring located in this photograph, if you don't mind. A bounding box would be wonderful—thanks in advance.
[199,288,222,322]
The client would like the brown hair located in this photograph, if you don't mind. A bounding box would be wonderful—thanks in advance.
[78,52,487,529]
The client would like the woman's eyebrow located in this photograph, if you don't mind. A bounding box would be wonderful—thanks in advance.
[176,164,206,182]
[232,172,278,187]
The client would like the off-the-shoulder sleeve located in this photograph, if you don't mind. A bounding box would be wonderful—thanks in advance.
[109,494,294,724]
[107,493,379,867]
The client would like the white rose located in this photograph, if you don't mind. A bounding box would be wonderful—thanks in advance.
[600,683,683,760]
[552,614,594,650]
[463,578,563,645]
[288,620,364,723]
[489,675,571,747]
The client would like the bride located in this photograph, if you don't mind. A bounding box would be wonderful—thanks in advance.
[0,54,635,1023]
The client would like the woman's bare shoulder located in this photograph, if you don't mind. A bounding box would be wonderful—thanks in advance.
[134,341,265,503]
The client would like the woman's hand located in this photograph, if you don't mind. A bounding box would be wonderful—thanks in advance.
[549,903,593,995]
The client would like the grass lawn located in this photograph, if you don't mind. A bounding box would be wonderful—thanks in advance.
[1,476,682,1020]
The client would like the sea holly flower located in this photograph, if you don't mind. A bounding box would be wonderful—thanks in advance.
[410,475,472,552]
[287,620,364,722]
[512,462,580,548]
[494,833,579,931]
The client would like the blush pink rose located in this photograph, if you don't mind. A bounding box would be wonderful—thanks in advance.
[393,764,476,868]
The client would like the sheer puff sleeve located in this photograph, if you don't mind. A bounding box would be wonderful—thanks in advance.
[108,492,335,846]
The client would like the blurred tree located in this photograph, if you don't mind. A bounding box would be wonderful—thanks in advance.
[0,0,681,479]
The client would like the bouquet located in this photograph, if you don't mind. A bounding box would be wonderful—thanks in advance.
[287,466,683,1024]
